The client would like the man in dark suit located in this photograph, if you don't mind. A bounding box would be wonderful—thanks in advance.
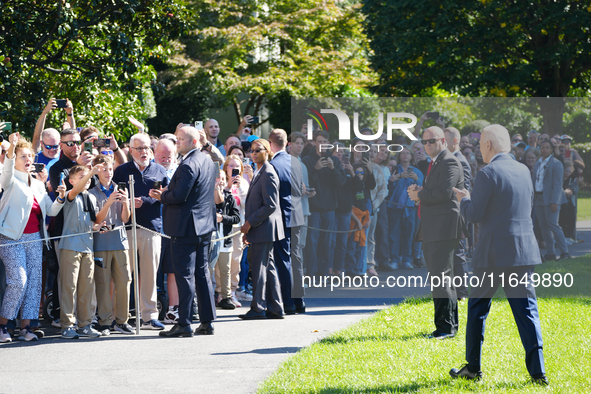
[150,126,217,337]
[533,140,569,261]
[408,126,464,339]
[269,129,305,314]
[239,138,286,320]
[444,127,471,300]
[451,124,547,385]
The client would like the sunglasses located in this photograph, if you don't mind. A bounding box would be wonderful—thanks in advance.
[355,171,365,175]
[421,138,444,145]
[61,140,82,147]
[100,150,114,155]
[251,148,267,154]
[43,144,60,150]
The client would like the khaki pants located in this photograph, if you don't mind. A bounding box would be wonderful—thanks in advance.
[94,250,131,326]
[59,249,95,329]
[230,229,243,291]
[214,251,232,299]
[127,228,161,321]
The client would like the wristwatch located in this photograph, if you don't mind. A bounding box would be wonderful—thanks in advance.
[203,142,211,151]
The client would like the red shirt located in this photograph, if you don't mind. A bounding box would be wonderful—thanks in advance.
[24,196,42,234]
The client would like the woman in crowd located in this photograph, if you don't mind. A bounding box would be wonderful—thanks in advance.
[223,154,251,305]
[559,159,580,244]
[0,133,67,342]
[331,144,354,276]
[373,142,392,272]
[524,147,541,175]
[386,146,423,270]
[227,145,254,184]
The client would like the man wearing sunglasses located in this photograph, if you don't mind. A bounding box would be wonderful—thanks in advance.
[48,129,94,193]
[408,126,465,340]
[34,128,61,166]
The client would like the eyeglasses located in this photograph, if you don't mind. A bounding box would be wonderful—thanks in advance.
[61,140,82,147]
[251,148,267,154]
[355,171,365,175]
[131,146,151,152]
[43,144,60,150]
[421,138,444,145]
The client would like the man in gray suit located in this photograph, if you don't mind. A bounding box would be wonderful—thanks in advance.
[533,140,569,260]
[239,138,286,319]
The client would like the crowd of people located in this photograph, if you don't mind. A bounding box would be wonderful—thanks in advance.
[0,103,583,345]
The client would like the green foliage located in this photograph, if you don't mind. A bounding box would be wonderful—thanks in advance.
[159,0,378,134]
[461,120,490,136]
[0,0,187,139]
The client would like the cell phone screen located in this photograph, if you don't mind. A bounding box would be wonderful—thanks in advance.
[117,182,126,191]
[153,181,161,189]
[232,169,240,177]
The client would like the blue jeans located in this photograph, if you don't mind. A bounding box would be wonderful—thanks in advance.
[344,226,369,275]
[388,208,417,266]
[239,246,250,289]
[332,212,352,272]
[304,211,336,276]
[412,210,423,260]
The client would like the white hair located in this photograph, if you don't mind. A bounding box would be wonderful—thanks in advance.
[482,124,511,153]
[130,133,151,147]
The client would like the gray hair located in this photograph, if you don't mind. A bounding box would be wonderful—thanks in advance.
[130,133,151,147]
[482,124,511,153]
[41,128,60,140]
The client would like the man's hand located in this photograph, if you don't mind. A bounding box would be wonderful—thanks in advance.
[407,184,422,202]
[216,213,223,223]
[134,197,144,208]
[43,98,57,114]
[314,157,328,170]
[551,203,558,213]
[452,187,470,202]
[362,157,372,173]
[128,116,145,133]
[241,220,252,234]
[77,151,93,168]
[326,157,335,170]
[90,163,104,176]
[65,99,74,115]
[56,179,67,200]
[148,187,163,201]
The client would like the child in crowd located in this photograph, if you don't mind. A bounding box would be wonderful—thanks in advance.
[213,171,240,309]
[58,164,106,339]
[88,154,134,336]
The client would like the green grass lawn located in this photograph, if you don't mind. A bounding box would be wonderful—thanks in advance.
[259,257,591,393]
[577,190,591,221]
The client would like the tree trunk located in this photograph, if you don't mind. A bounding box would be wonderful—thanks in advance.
[537,98,566,136]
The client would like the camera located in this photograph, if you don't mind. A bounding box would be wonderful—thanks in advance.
[84,141,93,153]
[56,99,68,108]
[249,116,259,124]
[94,138,111,148]
[33,163,45,173]
[427,111,440,120]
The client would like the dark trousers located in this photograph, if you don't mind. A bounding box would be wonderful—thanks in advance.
[171,232,216,326]
[374,201,390,267]
[249,242,283,314]
[305,210,336,276]
[466,267,545,376]
[273,231,293,309]
[453,238,469,298]
[423,238,459,334]
[290,226,305,299]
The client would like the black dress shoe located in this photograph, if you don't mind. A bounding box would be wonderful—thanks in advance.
[238,309,267,320]
[559,253,571,260]
[531,374,549,386]
[543,254,557,261]
[295,299,306,314]
[265,311,285,319]
[194,322,214,335]
[428,330,455,340]
[159,324,193,338]
[450,365,483,380]
[284,305,296,315]
[218,298,236,310]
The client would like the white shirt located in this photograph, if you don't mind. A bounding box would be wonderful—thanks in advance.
[181,148,198,163]
[535,155,552,192]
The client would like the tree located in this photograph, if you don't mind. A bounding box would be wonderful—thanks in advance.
[0,0,186,138]
[158,0,377,134]
[362,0,591,133]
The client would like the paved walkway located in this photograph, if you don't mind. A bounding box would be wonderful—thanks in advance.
[1,222,589,393]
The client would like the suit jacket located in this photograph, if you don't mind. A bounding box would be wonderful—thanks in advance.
[453,150,472,192]
[532,156,566,206]
[418,148,464,242]
[460,153,542,268]
[289,155,305,227]
[160,149,216,237]
[270,150,295,228]
[245,161,285,244]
